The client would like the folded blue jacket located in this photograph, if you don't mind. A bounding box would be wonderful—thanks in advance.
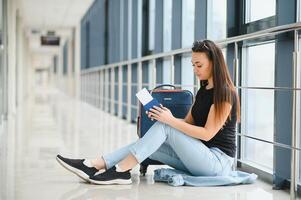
[153,168,258,187]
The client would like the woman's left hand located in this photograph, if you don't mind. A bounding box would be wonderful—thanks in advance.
[147,105,175,125]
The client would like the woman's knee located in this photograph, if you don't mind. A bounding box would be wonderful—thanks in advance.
[153,121,165,129]
[151,121,168,135]
[165,126,188,143]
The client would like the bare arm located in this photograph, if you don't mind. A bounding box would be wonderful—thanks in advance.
[183,108,195,125]
[149,103,232,141]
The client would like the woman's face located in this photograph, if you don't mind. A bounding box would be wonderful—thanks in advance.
[191,52,213,81]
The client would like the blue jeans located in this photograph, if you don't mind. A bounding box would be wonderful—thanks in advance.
[102,122,234,176]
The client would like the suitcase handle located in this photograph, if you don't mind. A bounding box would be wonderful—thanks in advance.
[152,84,176,93]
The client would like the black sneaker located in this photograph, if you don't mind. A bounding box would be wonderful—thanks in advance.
[89,166,132,185]
[56,154,99,181]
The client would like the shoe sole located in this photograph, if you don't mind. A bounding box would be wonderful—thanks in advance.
[89,178,132,185]
[56,156,89,182]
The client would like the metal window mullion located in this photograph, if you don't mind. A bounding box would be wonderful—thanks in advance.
[80,74,83,101]
[170,55,175,85]
[2,0,8,121]
[95,73,98,107]
[100,70,104,111]
[102,69,106,111]
[137,62,142,116]
[79,74,82,100]
[82,74,85,101]
[118,65,123,118]
[87,73,91,104]
[99,71,102,108]
[150,59,156,89]
[90,73,93,105]
[96,72,100,108]
[104,69,107,111]
[84,74,86,102]
[89,73,92,105]
[105,69,110,112]
[233,42,240,171]
[80,74,82,100]
[87,73,92,104]
[290,30,299,200]
[91,73,94,104]
[87,73,89,104]
[101,70,105,111]
[83,74,85,102]
[110,67,115,115]
[93,73,95,106]
[127,64,132,122]
[83,74,86,102]
[194,73,199,95]
[137,62,143,91]
[193,54,200,94]
[103,69,106,111]
[148,61,153,89]
[99,72,101,108]
[89,72,94,105]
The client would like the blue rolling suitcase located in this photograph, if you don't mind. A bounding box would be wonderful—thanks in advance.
[137,84,193,176]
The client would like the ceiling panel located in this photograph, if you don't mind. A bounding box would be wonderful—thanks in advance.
[19,0,94,28]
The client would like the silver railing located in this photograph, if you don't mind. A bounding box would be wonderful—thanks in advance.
[81,22,301,199]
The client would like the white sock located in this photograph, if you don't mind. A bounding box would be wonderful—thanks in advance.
[115,164,125,172]
[83,159,93,168]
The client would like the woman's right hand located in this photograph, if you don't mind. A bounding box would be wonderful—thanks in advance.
[146,111,154,121]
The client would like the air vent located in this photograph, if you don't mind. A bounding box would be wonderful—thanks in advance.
[47,31,56,36]
[31,29,40,34]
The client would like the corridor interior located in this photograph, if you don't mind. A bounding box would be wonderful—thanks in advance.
[0,84,294,200]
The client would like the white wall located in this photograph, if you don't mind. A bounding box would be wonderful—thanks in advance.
[7,0,17,116]
[5,0,18,197]
[5,0,80,113]
[52,29,78,97]
[6,0,33,113]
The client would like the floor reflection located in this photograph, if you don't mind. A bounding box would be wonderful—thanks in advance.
[0,86,295,200]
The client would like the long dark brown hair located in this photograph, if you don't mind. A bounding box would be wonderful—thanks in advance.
[192,40,240,122]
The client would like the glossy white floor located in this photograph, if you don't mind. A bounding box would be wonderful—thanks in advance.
[0,86,297,200]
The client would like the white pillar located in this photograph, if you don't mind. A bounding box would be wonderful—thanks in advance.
[7,0,17,116]
[74,23,81,100]
[58,39,65,91]
[67,31,74,96]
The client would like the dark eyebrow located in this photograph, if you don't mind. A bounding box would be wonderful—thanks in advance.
[191,61,200,64]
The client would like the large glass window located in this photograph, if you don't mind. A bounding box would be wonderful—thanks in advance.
[241,42,275,172]
[245,0,276,23]
[181,0,195,92]
[207,0,227,40]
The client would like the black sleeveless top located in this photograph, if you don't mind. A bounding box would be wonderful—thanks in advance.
[191,86,237,157]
